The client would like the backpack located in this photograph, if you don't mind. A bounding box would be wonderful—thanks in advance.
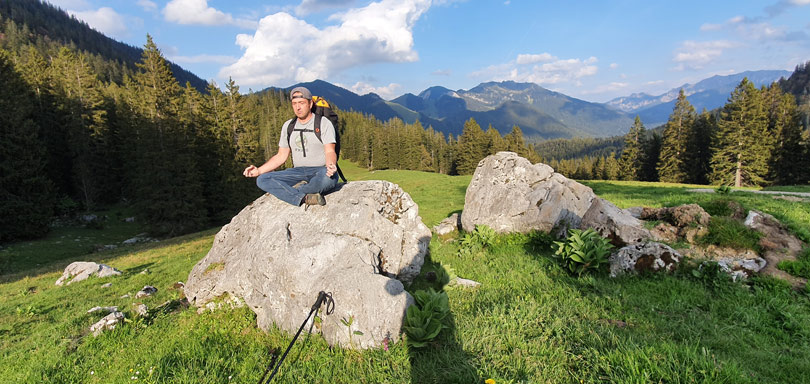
[286,96,346,182]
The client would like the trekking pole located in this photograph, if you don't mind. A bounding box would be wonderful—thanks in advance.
[257,291,334,384]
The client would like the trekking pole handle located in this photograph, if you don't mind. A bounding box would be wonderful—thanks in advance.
[312,291,335,314]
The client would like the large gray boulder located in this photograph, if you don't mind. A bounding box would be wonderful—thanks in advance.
[462,152,596,236]
[184,180,430,349]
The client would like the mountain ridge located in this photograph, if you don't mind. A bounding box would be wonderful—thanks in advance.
[607,70,791,125]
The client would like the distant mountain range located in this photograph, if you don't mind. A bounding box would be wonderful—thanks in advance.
[284,71,789,140]
[277,80,634,140]
[606,70,791,126]
[7,0,802,142]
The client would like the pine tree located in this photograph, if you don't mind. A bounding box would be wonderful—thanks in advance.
[766,88,804,185]
[618,116,646,180]
[0,49,54,241]
[485,125,506,155]
[710,78,773,187]
[687,109,715,184]
[604,152,621,180]
[18,46,71,196]
[641,132,662,181]
[657,89,695,183]
[456,118,488,175]
[127,35,207,235]
[50,47,111,209]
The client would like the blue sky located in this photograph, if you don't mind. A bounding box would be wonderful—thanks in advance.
[47,0,810,102]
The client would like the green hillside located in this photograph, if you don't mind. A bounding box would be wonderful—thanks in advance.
[2,166,809,383]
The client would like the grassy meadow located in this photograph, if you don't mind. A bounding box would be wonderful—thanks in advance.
[1,162,810,383]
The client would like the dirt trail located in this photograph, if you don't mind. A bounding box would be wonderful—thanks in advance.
[687,188,810,198]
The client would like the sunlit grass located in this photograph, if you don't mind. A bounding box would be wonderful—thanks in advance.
[2,164,809,383]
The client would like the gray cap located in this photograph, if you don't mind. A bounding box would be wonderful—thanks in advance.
[290,86,312,100]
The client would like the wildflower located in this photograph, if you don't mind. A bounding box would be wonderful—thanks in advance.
[90,371,94,375]
[485,380,495,384]
[383,337,390,351]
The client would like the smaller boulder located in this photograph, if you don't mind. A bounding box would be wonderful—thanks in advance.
[744,210,804,255]
[668,204,710,227]
[90,311,125,337]
[580,198,650,247]
[610,242,681,277]
[135,285,157,298]
[433,213,461,235]
[55,262,121,286]
[133,303,149,318]
[450,277,481,288]
[87,306,118,314]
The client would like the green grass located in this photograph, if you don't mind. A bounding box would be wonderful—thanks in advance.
[583,180,810,243]
[0,206,144,279]
[2,166,810,383]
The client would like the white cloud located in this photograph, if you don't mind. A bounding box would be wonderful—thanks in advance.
[220,0,431,88]
[609,63,619,70]
[516,53,554,65]
[348,81,402,99]
[68,7,128,39]
[790,0,810,4]
[137,0,158,12]
[164,0,256,29]
[672,40,736,70]
[470,54,599,86]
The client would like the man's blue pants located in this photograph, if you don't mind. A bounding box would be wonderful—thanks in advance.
[256,166,338,205]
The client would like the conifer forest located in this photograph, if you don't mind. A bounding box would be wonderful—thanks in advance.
[1,1,809,242]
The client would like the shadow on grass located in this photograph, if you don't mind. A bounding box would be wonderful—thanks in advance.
[122,262,156,275]
[0,229,217,284]
[408,256,480,383]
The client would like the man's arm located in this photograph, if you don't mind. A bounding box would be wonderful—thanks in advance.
[243,147,291,177]
[324,143,337,177]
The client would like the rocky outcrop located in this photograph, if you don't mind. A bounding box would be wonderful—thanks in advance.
[744,210,807,287]
[462,152,596,237]
[610,242,681,277]
[184,180,430,349]
[678,245,766,281]
[55,261,121,286]
[643,204,711,244]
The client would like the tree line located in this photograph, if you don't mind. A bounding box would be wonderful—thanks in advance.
[538,78,809,186]
[2,8,808,242]
[0,32,542,242]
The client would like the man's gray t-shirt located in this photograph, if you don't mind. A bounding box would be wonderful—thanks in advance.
[278,116,336,167]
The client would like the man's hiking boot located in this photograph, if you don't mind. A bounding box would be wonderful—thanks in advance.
[304,193,326,206]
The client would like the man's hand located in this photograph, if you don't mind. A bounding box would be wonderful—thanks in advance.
[326,163,337,177]
[243,165,260,177]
